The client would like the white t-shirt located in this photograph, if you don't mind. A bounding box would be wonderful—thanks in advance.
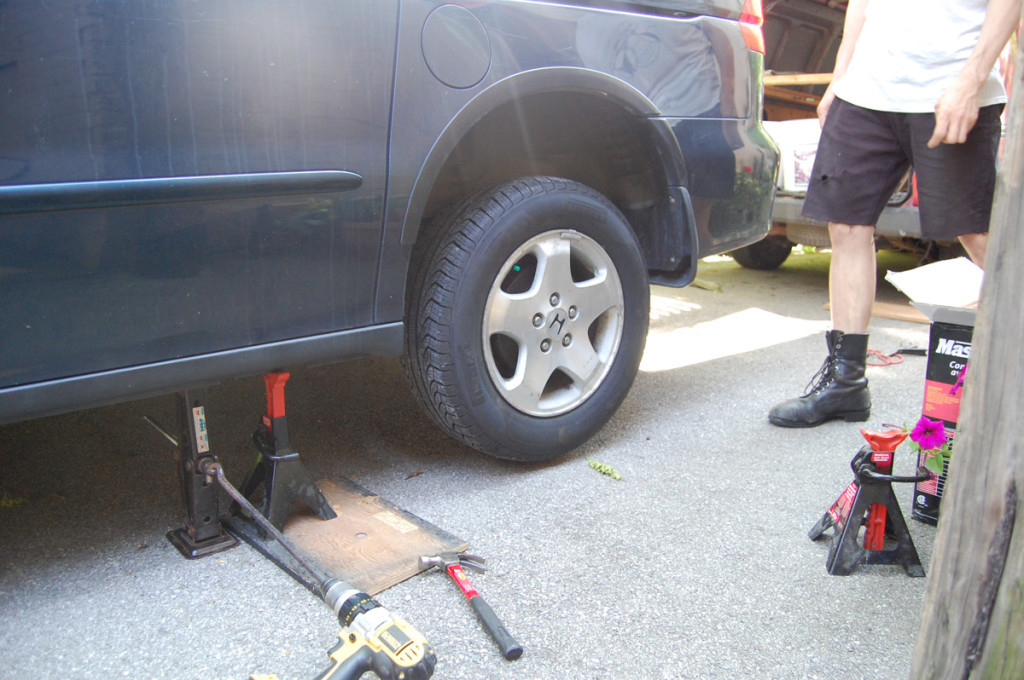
[833,0,1007,113]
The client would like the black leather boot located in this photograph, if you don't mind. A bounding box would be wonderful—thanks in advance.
[769,330,871,428]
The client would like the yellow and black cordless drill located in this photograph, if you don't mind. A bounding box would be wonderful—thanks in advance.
[315,581,436,680]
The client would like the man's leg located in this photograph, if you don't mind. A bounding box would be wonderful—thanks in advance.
[767,222,874,428]
[828,222,877,332]
[958,232,988,269]
[769,98,898,428]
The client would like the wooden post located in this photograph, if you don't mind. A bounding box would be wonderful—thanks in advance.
[911,19,1024,680]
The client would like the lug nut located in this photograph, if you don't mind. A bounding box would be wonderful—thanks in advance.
[540,339,552,352]
[568,306,578,320]
[532,314,544,328]
[562,334,572,347]
[549,293,560,306]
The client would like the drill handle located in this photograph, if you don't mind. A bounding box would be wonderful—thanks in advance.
[314,642,373,680]
[469,595,523,661]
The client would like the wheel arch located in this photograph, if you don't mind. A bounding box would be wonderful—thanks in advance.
[398,68,698,296]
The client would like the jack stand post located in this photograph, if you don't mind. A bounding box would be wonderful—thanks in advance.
[809,439,927,577]
[165,389,239,559]
[236,371,337,533]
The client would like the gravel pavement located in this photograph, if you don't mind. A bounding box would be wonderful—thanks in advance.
[0,250,939,680]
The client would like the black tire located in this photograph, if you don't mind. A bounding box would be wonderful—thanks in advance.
[403,177,649,462]
[730,235,793,270]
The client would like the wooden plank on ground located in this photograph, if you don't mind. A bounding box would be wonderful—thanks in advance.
[282,477,468,595]
[227,476,468,596]
[823,301,930,324]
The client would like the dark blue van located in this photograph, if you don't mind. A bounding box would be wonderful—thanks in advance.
[0,0,778,460]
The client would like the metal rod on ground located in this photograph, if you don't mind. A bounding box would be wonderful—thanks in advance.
[145,402,435,677]
[201,460,436,679]
[203,460,330,596]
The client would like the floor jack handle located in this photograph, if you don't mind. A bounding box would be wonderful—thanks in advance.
[203,460,436,679]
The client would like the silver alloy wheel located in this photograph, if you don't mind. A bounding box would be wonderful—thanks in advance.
[482,229,624,416]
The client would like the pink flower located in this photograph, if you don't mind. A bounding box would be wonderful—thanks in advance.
[910,417,948,452]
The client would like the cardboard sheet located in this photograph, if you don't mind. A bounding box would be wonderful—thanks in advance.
[884,257,983,308]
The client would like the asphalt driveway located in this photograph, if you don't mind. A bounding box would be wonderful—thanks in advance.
[0,250,939,679]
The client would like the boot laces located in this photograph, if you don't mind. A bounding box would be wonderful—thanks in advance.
[802,356,835,396]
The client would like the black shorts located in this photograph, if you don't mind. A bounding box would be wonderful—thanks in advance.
[802,98,1003,240]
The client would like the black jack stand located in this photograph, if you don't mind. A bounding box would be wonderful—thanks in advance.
[235,371,337,534]
[162,389,239,559]
[809,435,929,577]
[150,373,335,582]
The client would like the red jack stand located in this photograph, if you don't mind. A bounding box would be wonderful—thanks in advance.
[808,429,929,577]
[235,372,337,533]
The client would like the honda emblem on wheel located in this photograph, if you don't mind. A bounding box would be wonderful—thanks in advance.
[548,313,566,336]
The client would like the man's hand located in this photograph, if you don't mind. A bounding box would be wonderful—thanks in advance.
[928,71,983,148]
[817,86,836,128]
[927,0,1018,148]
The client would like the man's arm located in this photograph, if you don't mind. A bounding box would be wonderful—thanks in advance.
[817,0,869,126]
[928,0,1021,148]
